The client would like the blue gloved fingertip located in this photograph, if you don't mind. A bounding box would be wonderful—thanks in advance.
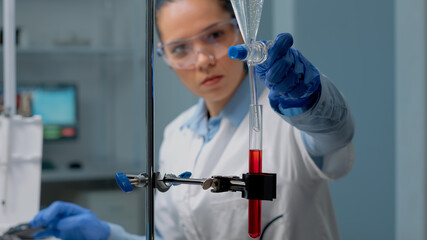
[178,171,192,179]
[173,171,192,186]
[29,220,36,228]
[228,45,248,60]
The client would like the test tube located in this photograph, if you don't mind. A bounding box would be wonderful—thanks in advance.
[249,104,262,238]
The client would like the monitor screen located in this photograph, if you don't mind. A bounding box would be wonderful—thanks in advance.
[32,88,76,125]
[0,85,78,140]
[31,86,77,140]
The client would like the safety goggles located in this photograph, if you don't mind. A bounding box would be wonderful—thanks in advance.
[157,19,240,70]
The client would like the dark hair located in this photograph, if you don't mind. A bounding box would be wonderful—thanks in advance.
[155,0,235,40]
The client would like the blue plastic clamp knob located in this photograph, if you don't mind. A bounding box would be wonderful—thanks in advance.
[115,172,133,193]
[228,45,248,60]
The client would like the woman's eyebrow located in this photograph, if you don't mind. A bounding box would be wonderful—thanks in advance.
[165,20,226,45]
[199,20,224,33]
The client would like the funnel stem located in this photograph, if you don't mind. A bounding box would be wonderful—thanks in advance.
[248,63,258,106]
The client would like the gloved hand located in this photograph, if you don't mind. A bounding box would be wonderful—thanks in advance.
[30,201,110,240]
[256,33,321,112]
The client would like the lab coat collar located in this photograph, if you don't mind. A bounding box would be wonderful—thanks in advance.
[181,74,265,136]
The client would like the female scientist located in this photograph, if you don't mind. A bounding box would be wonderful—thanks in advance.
[30,0,354,239]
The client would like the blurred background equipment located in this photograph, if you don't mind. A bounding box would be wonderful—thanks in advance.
[0,0,43,233]
[0,85,78,140]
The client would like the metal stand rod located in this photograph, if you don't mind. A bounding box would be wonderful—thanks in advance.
[145,0,155,239]
[3,0,16,117]
[163,176,208,185]
[1,0,16,214]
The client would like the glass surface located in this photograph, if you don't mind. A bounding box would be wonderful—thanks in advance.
[6,0,148,236]
[249,104,262,150]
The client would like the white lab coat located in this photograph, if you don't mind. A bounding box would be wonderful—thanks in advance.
[154,76,354,240]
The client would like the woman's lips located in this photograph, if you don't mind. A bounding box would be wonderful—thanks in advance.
[202,75,223,86]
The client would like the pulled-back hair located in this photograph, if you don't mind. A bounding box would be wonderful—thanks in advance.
[155,0,235,40]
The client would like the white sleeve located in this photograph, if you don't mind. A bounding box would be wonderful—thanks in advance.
[293,126,355,181]
[107,222,145,240]
[269,74,355,180]
[279,74,355,157]
[107,223,165,240]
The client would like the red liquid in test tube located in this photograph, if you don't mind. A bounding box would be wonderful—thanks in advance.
[249,149,262,238]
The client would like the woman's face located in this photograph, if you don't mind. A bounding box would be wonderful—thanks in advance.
[157,0,245,108]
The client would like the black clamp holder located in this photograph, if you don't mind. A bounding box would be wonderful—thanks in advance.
[211,173,276,201]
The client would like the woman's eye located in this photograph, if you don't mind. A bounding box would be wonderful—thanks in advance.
[207,30,225,41]
[171,44,189,56]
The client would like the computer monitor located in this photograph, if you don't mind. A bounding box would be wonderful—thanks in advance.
[31,86,78,140]
[0,85,78,140]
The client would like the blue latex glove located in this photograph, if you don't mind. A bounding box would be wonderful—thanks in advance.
[256,33,321,111]
[30,201,110,240]
[178,171,192,178]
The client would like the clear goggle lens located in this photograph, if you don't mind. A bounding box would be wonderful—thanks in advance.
[157,19,239,70]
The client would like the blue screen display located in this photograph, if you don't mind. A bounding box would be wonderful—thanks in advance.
[31,87,76,126]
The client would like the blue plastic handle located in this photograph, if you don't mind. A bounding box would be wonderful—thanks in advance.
[115,172,133,193]
[228,45,248,60]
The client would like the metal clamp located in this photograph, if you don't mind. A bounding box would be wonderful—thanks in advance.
[115,172,214,193]
[115,172,276,201]
[154,172,172,192]
[162,173,214,190]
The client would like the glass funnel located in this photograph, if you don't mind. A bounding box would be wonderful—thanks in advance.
[230,0,264,44]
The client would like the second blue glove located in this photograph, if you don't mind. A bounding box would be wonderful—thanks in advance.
[30,201,110,240]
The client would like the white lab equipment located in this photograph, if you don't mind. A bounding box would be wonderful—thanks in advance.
[0,116,43,232]
[0,0,44,233]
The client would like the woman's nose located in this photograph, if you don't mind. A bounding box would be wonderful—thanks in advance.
[194,49,216,70]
